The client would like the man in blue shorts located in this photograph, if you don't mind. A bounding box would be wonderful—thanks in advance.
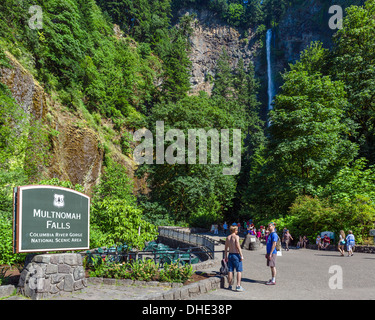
[265,222,278,285]
[224,225,244,292]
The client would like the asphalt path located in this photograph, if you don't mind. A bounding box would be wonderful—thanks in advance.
[193,236,375,300]
[6,233,375,301]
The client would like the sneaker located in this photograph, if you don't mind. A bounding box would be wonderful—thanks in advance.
[236,286,244,292]
[265,280,276,285]
[228,285,233,290]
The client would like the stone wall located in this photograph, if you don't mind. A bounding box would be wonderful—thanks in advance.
[307,243,375,254]
[18,253,86,300]
[353,245,375,254]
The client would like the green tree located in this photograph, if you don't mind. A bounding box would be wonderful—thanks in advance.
[268,69,357,198]
[91,158,157,249]
[141,93,241,225]
[276,193,375,245]
[316,158,375,205]
[92,197,157,249]
[225,3,244,27]
[332,0,375,163]
[243,0,264,27]
[96,0,172,45]
[155,13,194,102]
[140,50,264,225]
[212,49,233,99]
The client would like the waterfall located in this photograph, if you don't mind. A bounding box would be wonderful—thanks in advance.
[266,29,274,126]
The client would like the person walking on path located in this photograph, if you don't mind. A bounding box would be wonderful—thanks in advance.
[346,230,355,257]
[338,230,346,256]
[223,222,228,236]
[224,225,245,292]
[265,222,278,285]
[283,230,293,251]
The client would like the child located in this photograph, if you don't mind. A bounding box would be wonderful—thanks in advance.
[338,230,346,256]
[316,234,322,250]
[256,229,261,240]
[346,230,355,257]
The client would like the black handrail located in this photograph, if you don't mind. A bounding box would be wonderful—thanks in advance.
[158,227,216,259]
[83,248,225,266]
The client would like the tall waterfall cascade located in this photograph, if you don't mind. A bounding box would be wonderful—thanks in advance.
[266,29,274,126]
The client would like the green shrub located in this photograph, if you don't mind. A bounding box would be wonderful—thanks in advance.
[159,261,193,283]
[275,195,375,244]
[128,259,159,281]
[87,258,194,283]
[0,215,16,265]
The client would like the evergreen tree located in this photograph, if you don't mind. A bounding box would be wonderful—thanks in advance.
[212,49,233,98]
[155,13,194,102]
[96,0,172,45]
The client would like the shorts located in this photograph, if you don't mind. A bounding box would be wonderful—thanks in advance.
[267,253,277,267]
[228,253,243,272]
[347,244,354,251]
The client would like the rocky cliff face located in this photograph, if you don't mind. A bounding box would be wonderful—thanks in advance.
[272,0,337,88]
[0,51,145,196]
[46,105,103,195]
[273,0,365,93]
[0,52,103,195]
[182,9,261,96]
[0,52,47,121]
[277,1,329,65]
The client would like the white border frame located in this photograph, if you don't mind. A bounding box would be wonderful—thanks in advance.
[15,185,90,253]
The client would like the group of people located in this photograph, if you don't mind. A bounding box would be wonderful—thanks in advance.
[223,222,357,292]
[281,228,309,250]
[283,229,356,257]
[224,222,279,292]
[316,230,355,256]
[222,220,267,240]
[316,234,331,250]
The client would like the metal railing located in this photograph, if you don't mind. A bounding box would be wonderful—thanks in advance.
[158,226,216,259]
[84,248,201,266]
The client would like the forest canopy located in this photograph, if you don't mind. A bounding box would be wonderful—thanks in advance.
[1,0,375,264]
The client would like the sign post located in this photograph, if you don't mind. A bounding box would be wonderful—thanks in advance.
[13,185,90,253]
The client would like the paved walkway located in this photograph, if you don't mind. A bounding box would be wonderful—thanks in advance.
[4,232,375,300]
[195,233,375,300]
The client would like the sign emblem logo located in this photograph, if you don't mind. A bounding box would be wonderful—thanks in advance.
[53,194,65,208]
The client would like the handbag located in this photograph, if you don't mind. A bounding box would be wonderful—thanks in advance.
[220,259,228,275]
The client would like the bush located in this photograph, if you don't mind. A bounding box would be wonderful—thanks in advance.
[159,262,193,283]
[87,258,194,283]
[275,195,375,244]
[90,158,158,250]
[0,214,16,265]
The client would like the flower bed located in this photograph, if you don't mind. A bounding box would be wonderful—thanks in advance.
[85,257,195,283]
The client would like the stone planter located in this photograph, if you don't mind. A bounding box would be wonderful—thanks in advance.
[18,253,86,300]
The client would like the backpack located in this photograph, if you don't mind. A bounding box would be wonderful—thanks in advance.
[220,259,228,275]
[347,234,355,246]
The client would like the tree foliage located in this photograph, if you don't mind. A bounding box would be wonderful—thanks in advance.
[140,51,263,227]
[91,158,157,249]
[2,0,375,247]
[331,0,375,163]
